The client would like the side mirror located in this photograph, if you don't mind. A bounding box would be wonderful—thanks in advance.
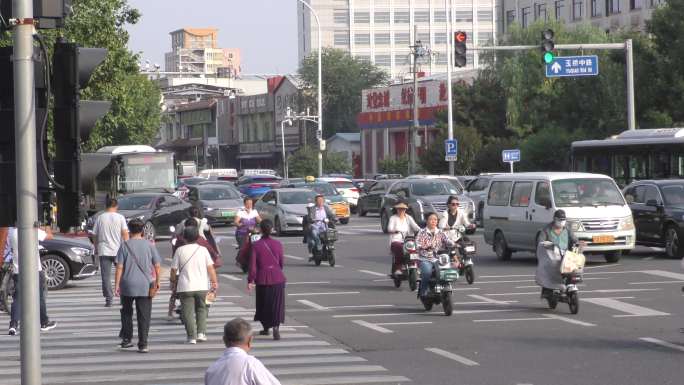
[646,199,661,207]
[539,198,552,210]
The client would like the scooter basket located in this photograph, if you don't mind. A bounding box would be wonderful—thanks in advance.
[325,228,338,242]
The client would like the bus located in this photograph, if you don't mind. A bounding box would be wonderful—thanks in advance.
[571,128,684,187]
[81,145,176,215]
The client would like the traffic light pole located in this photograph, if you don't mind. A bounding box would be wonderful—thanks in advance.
[12,0,42,384]
[471,40,636,130]
[445,0,455,176]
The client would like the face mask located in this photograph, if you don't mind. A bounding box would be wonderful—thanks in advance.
[554,220,566,228]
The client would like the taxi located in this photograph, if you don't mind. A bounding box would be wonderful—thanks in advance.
[288,178,351,224]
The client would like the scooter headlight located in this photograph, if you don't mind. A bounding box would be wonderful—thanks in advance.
[404,240,416,252]
[438,254,450,265]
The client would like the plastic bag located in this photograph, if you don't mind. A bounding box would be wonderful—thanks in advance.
[561,249,586,274]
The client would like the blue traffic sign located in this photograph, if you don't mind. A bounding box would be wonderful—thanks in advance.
[545,55,599,78]
[445,139,458,162]
[502,149,520,163]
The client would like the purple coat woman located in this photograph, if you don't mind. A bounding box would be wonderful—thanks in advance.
[248,219,286,340]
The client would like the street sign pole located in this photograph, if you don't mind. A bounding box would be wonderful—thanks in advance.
[509,161,514,174]
[445,0,455,176]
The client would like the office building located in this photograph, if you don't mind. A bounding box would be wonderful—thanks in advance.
[164,27,241,76]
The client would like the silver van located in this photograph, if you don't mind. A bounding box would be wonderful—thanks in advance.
[483,172,635,263]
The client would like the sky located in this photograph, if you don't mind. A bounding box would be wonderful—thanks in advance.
[125,0,299,74]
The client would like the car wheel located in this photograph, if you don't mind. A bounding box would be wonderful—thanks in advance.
[604,251,621,263]
[41,254,70,290]
[340,218,349,225]
[358,203,367,217]
[665,226,682,259]
[143,221,156,241]
[494,231,512,261]
[380,210,389,234]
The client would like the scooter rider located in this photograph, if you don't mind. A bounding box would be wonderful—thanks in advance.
[388,201,420,277]
[303,194,336,255]
[235,197,262,251]
[415,212,451,299]
[536,209,581,298]
[439,195,473,244]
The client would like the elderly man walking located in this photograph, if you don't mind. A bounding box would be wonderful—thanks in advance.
[205,318,281,385]
[92,198,129,307]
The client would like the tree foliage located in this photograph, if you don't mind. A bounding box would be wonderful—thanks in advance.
[299,48,388,138]
[419,123,482,175]
[378,156,409,176]
[287,146,352,177]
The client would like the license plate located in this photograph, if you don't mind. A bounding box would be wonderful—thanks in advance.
[592,235,615,244]
[221,211,234,217]
[409,253,420,260]
[464,246,475,253]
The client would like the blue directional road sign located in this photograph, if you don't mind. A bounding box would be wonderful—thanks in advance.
[445,139,458,162]
[546,55,599,78]
[502,149,521,163]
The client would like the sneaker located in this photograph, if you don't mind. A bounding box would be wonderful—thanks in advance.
[197,333,207,342]
[8,326,17,336]
[120,340,134,349]
[40,321,57,331]
[137,346,149,353]
[186,338,196,344]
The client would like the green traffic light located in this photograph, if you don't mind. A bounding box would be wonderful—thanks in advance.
[543,52,554,64]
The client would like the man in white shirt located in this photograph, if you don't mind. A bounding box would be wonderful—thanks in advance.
[205,318,281,385]
[8,226,57,335]
[92,198,129,307]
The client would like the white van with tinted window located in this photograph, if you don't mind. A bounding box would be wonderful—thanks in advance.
[483,172,635,263]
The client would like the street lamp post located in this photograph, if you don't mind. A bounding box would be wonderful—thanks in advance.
[298,0,323,177]
[281,115,293,179]
[445,0,455,176]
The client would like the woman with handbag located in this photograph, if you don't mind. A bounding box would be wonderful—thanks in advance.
[248,219,286,340]
[171,225,218,344]
[114,219,162,353]
[536,210,584,298]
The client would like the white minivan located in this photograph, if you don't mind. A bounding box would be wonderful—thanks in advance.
[483,172,635,263]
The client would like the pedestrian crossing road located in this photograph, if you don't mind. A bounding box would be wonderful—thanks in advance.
[0,277,411,385]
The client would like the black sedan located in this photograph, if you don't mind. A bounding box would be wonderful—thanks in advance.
[187,185,243,225]
[357,179,399,217]
[40,236,97,290]
[624,180,684,258]
[90,193,191,240]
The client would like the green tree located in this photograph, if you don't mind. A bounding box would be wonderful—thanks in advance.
[472,137,520,174]
[519,127,576,171]
[287,146,352,177]
[378,156,409,176]
[419,124,482,175]
[299,48,389,138]
[324,151,352,175]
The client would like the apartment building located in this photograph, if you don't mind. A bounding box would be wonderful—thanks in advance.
[164,27,241,76]
[298,0,498,80]
[497,0,664,36]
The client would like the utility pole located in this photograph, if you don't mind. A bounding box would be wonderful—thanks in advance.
[12,0,42,384]
[445,0,455,176]
[409,26,430,175]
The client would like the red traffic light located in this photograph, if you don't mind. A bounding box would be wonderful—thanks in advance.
[455,31,467,43]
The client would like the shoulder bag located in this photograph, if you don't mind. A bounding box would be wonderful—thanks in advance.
[124,241,158,298]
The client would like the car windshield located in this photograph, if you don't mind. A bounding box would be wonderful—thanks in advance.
[441,179,464,193]
[199,187,240,200]
[412,181,459,196]
[280,191,317,205]
[309,184,338,196]
[117,196,155,210]
[661,185,684,206]
[331,181,355,189]
[552,178,625,207]
[183,178,204,186]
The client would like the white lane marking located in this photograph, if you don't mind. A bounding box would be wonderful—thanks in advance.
[642,270,684,281]
[352,320,393,334]
[425,348,479,366]
[473,317,552,323]
[485,292,539,296]
[333,309,515,318]
[583,288,661,294]
[297,299,329,311]
[288,291,360,296]
[220,274,242,281]
[642,257,655,261]
[453,300,518,305]
[375,321,433,326]
[468,294,510,305]
[479,274,533,278]
[639,337,684,353]
[583,297,670,317]
[543,314,596,327]
[284,254,305,260]
[629,280,684,285]
[373,278,393,282]
[281,375,411,385]
[272,364,388,376]
[359,269,387,277]
[584,263,622,270]
[327,304,395,309]
[288,281,331,285]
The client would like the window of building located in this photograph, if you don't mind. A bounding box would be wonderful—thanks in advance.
[355,54,371,63]
[606,0,621,14]
[555,1,565,19]
[375,11,390,23]
[436,52,448,65]
[414,9,430,23]
[334,9,349,24]
[354,11,370,23]
[506,10,516,28]
[649,0,662,8]
[434,32,448,44]
[416,32,430,43]
[334,32,348,46]
[375,33,391,45]
[395,53,409,66]
[591,0,602,16]
[478,9,493,21]
[434,10,447,22]
[535,3,547,20]
[454,9,473,22]
[354,33,371,45]
[394,32,410,45]
[630,0,643,9]
[573,0,583,19]
[478,32,494,43]
[394,10,410,23]
[521,7,531,27]
[375,54,391,67]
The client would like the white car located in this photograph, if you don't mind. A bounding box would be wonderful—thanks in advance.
[318,177,360,212]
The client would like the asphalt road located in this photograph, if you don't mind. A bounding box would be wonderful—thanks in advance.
[199,215,684,385]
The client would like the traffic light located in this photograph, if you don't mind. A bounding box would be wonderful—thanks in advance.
[454,31,467,68]
[52,40,111,230]
[0,0,71,30]
[541,29,555,64]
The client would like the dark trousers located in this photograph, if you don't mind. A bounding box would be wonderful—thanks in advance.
[99,255,116,301]
[10,272,49,326]
[119,296,152,348]
[390,242,405,273]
